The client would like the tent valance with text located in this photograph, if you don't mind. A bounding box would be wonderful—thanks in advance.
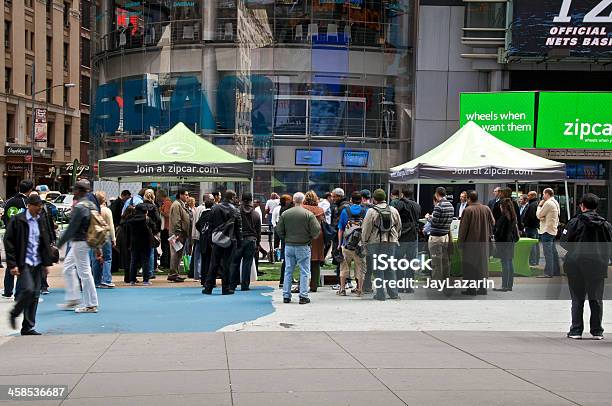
[98,122,253,182]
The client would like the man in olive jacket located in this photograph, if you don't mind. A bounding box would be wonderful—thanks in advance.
[168,189,190,282]
[276,192,321,304]
[6,195,53,335]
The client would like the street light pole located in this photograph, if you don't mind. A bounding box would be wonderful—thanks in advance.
[30,63,36,178]
[28,61,75,181]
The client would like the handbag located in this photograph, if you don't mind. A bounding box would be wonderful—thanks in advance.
[50,244,60,263]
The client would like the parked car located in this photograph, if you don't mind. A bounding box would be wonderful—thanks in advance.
[53,194,75,222]
[40,191,61,202]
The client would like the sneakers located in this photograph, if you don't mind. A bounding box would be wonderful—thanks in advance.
[57,300,80,310]
[21,329,42,336]
[567,333,582,340]
[41,288,49,295]
[345,282,354,290]
[331,284,341,290]
[1,295,14,301]
[100,283,115,288]
[142,281,152,286]
[592,334,604,340]
[299,297,310,305]
[283,298,291,303]
[75,306,98,313]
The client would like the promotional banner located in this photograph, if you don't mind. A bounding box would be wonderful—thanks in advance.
[536,92,612,149]
[459,92,536,148]
[508,0,612,58]
[34,108,48,142]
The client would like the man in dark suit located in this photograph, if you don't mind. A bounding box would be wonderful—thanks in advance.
[523,191,541,266]
[455,191,468,219]
[518,194,529,231]
[487,187,502,223]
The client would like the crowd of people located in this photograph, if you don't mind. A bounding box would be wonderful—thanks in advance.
[2,179,610,339]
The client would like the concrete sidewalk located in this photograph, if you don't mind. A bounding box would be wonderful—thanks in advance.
[0,331,610,405]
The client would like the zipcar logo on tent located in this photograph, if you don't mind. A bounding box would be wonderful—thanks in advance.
[161,143,196,158]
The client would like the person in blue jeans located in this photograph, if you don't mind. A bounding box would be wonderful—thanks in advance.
[275,192,321,304]
[91,192,116,288]
[523,191,541,266]
[536,188,561,277]
[493,198,519,292]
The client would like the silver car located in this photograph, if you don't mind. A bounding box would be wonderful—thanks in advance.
[53,194,76,222]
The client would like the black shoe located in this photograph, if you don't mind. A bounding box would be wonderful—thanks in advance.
[21,330,42,336]
[202,288,213,295]
[222,290,234,295]
[477,288,487,295]
[279,284,283,288]
[9,313,16,330]
[241,287,250,291]
[461,289,477,296]
[567,333,582,339]
[283,298,291,303]
[299,297,310,305]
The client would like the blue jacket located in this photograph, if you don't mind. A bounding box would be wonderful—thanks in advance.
[338,204,368,232]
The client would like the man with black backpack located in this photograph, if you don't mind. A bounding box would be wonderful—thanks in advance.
[394,189,421,293]
[230,193,261,291]
[337,191,369,296]
[362,189,402,300]
[203,190,242,295]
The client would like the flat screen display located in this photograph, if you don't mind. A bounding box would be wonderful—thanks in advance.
[295,149,323,166]
[342,151,369,167]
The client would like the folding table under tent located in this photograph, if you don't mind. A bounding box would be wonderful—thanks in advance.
[389,121,570,218]
[98,122,254,190]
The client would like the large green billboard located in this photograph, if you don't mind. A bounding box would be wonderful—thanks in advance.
[460,92,536,148]
[536,92,612,150]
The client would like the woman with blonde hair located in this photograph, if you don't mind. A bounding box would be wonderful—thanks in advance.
[303,190,325,292]
[92,191,116,288]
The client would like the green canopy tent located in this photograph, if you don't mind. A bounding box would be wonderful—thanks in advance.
[98,123,254,189]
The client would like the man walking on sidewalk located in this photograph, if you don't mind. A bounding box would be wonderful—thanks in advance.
[57,180,99,313]
[277,192,321,304]
[6,195,54,335]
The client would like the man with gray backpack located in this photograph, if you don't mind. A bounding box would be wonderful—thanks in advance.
[337,191,369,296]
[361,189,402,300]
[57,180,109,313]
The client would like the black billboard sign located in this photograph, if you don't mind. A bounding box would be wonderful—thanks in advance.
[508,0,612,59]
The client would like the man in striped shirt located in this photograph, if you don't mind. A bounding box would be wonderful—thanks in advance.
[426,187,454,282]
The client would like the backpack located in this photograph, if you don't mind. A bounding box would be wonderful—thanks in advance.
[211,206,235,248]
[84,202,110,249]
[344,206,367,252]
[373,205,393,242]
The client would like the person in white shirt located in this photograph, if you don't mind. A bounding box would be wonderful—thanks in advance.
[93,192,116,288]
[318,192,332,225]
[536,188,561,278]
[455,191,468,219]
[264,193,280,261]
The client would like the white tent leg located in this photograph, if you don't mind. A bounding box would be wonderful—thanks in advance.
[416,179,420,205]
[515,181,519,196]
[564,179,571,219]
[387,183,391,202]
[250,178,254,195]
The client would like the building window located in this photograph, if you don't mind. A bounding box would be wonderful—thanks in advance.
[6,113,16,143]
[25,74,31,95]
[25,30,35,51]
[25,0,34,8]
[80,113,90,143]
[63,84,69,106]
[46,36,52,62]
[80,75,90,105]
[81,0,91,30]
[31,32,35,52]
[64,123,71,149]
[463,1,507,43]
[46,79,53,103]
[4,21,11,50]
[5,67,11,93]
[64,43,69,70]
[81,38,90,68]
[47,120,55,147]
[64,2,71,27]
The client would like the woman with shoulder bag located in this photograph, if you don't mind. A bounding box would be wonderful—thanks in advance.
[303,191,325,293]
[493,198,519,292]
[137,190,161,280]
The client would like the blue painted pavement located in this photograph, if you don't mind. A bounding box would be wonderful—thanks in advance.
[33,287,275,335]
